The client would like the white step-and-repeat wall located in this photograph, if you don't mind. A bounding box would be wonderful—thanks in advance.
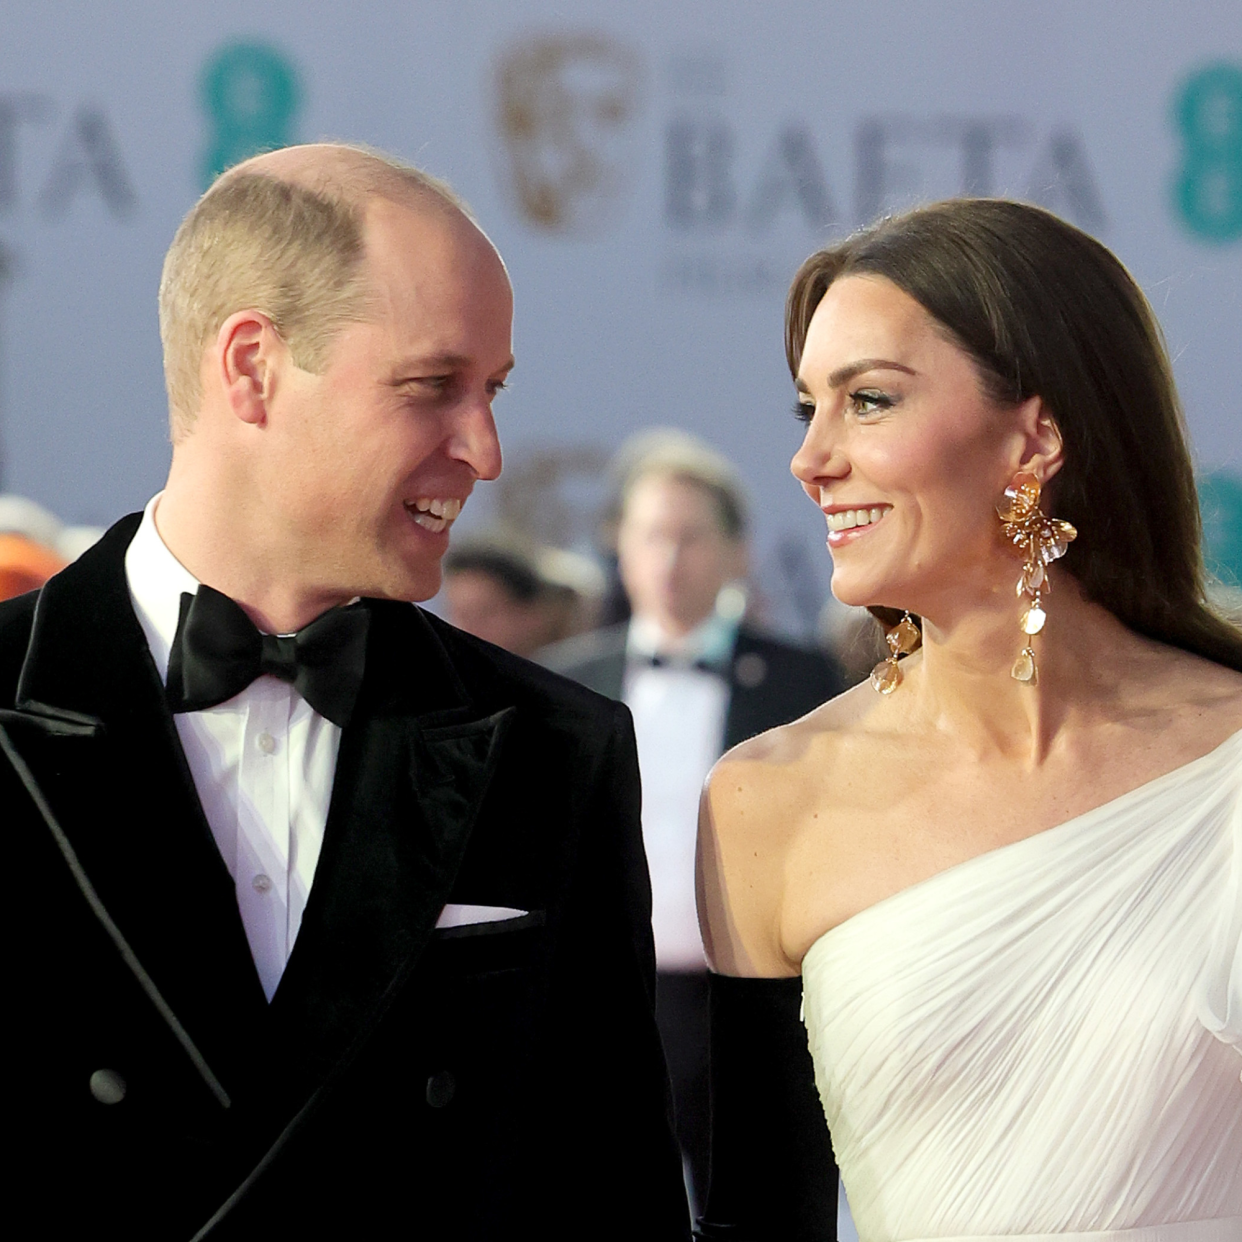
[2,1,1240,631]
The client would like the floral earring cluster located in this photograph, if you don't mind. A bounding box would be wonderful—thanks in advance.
[996,473,1077,685]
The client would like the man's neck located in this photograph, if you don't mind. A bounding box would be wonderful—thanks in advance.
[155,466,346,634]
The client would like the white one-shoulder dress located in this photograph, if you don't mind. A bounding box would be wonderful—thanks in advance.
[801,729,1242,1242]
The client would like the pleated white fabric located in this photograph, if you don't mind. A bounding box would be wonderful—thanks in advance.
[802,730,1242,1242]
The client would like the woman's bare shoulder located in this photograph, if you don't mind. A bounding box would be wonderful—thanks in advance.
[720,675,875,768]
[718,674,875,774]
[697,681,876,977]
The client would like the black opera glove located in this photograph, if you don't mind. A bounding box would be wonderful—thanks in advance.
[694,972,839,1242]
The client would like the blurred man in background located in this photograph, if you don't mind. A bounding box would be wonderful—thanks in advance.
[0,526,65,600]
[0,495,103,600]
[441,534,602,657]
[543,430,842,1211]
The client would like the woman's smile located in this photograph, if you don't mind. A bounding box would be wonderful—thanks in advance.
[823,503,891,546]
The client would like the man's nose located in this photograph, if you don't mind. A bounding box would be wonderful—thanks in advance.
[448,399,503,482]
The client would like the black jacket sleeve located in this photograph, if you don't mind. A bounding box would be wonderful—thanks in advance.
[544,700,691,1239]
[695,973,838,1241]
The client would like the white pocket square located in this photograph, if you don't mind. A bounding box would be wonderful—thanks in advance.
[435,903,530,929]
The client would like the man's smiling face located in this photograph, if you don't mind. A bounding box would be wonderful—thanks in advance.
[262,195,514,604]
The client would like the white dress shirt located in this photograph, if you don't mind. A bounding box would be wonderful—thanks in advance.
[125,495,340,1001]
[623,613,737,971]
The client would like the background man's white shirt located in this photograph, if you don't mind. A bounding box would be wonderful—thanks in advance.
[624,613,736,971]
[125,494,340,1001]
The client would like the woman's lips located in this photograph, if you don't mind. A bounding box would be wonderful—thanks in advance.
[825,505,889,547]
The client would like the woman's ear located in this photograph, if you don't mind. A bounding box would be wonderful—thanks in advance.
[1014,396,1065,486]
[214,310,282,427]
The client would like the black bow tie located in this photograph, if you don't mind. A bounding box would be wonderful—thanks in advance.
[165,586,371,727]
[641,652,723,675]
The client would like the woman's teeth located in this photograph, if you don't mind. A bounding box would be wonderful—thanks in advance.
[827,507,886,532]
[405,497,463,532]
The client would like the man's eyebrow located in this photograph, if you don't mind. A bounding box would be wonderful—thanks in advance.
[824,358,916,388]
[391,354,516,385]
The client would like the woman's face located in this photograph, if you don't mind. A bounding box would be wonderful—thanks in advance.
[790,274,1031,615]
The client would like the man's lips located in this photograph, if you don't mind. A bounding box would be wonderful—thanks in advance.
[403,496,464,533]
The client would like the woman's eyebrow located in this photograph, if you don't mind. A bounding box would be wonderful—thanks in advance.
[826,358,916,388]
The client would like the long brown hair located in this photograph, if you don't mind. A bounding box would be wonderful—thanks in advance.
[785,198,1242,672]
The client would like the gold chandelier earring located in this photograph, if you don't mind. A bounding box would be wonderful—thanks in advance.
[870,611,921,695]
[996,473,1077,685]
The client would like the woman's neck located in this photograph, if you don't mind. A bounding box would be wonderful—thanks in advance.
[899,573,1137,765]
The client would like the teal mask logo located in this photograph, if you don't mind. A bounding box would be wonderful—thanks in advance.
[1171,62,1242,243]
[200,42,302,190]
[1199,470,1242,588]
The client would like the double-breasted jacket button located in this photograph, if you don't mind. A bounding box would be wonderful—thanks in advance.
[89,1068,127,1105]
[425,1070,456,1109]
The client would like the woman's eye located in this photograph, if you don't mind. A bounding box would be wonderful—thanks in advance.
[792,399,816,424]
[849,389,894,415]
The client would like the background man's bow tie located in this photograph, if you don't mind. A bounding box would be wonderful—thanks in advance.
[165,585,370,727]
[642,652,726,675]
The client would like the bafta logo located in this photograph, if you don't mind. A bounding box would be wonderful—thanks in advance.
[494,33,642,235]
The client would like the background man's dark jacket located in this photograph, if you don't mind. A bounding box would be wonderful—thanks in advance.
[0,516,689,1240]
[542,622,843,750]
[542,621,843,1236]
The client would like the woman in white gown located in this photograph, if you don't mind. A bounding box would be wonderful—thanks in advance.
[695,199,1242,1242]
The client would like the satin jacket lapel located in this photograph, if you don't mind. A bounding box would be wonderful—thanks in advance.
[4,516,268,1097]
[269,601,513,1094]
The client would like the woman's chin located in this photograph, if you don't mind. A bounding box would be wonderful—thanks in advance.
[829,575,882,611]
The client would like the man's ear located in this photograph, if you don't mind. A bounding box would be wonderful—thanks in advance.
[213,310,285,427]
[1012,395,1065,486]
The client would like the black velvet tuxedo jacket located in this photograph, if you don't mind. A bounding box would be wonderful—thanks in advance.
[541,623,843,753]
[0,515,689,1240]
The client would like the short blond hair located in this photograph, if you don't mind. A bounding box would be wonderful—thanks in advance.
[612,428,749,540]
[158,145,466,435]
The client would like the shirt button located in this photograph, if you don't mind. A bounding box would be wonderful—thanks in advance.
[256,732,277,755]
[252,873,272,894]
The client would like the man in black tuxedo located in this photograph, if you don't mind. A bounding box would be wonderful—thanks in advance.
[542,434,842,1214]
[0,144,688,1239]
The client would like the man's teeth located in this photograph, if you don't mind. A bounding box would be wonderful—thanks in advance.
[405,497,463,532]
[827,507,886,532]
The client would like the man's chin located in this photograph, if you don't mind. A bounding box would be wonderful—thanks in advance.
[337,550,442,604]
[366,562,443,605]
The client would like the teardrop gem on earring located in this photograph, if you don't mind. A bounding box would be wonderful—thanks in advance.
[1011,646,1037,683]
[870,658,901,695]
[1020,604,1047,635]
